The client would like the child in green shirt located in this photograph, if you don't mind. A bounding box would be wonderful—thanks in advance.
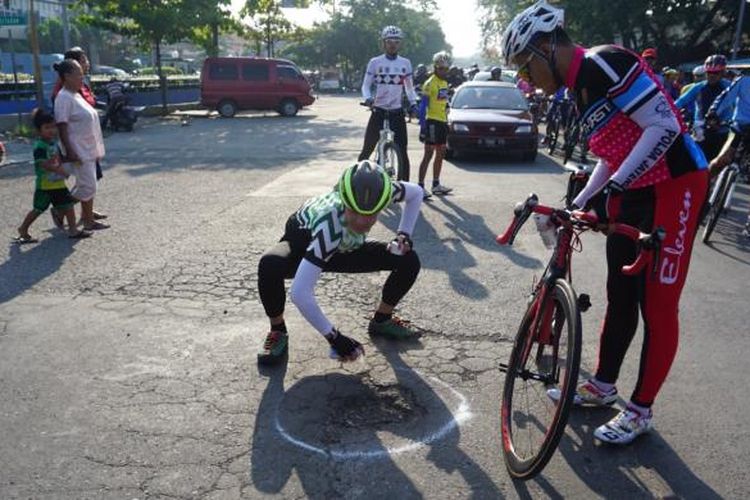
[14,109,90,242]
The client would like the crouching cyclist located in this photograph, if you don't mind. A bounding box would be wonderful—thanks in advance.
[257,160,423,365]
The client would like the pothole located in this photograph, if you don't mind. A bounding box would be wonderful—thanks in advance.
[275,368,471,459]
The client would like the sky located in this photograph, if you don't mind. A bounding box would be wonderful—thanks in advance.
[229,0,483,58]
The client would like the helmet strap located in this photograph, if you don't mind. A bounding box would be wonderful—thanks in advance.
[528,31,565,89]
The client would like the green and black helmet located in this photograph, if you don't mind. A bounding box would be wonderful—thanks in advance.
[338,160,393,215]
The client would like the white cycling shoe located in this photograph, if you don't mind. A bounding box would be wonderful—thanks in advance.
[594,405,653,445]
[547,379,618,407]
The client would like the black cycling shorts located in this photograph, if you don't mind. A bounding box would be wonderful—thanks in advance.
[422,119,449,146]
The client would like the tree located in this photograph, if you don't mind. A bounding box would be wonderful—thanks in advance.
[476,0,749,66]
[81,0,215,112]
[281,0,449,88]
[189,0,238,57]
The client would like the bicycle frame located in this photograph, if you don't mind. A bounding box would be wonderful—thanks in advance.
[497,194,664,363]
[375,112,395,167]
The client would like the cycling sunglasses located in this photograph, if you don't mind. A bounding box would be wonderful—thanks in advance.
[515,52,535,81]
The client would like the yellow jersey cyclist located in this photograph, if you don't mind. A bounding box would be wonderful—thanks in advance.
[417,51,453,199]
[256,161,424,365]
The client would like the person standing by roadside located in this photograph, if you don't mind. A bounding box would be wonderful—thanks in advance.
[51,47,108,225]
[359,26,418,181]
[417,51,453,199]
[54,59,108,232]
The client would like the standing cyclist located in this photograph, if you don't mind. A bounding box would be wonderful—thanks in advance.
[503,1,709,445]
[417,51,453,199]
[360,26,418,181]
[256,160,423,365]
[675,55,731,161]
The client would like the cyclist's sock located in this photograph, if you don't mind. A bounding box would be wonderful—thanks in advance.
[270,321,287,334]
[590,377,615,393]
[373,311,392,323]
[627,400,652,416]
[432,179,440,187]
[418,182,425,188]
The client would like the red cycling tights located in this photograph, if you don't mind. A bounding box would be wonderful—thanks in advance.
[595,169,709,407]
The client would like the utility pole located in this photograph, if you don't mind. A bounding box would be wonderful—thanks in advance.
[730,0,748,61]
[61,0,70,49]
[29,0,45,106]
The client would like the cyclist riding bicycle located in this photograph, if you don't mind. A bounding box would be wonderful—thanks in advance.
[256,160,423,365]
[706,75,750,236]
[359,26,418,180]
[675,55,732,160]
[504,0,709,445]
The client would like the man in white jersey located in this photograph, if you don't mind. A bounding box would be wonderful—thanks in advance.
[359,25,418,181]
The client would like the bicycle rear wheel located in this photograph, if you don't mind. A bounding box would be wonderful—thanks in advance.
[501,279,581,480]
[702,168,734,243]
[382,142,409,181]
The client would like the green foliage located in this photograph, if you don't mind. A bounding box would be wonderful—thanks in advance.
[138,66,184,76]
[281,0,450,86]
[477,0,750,64]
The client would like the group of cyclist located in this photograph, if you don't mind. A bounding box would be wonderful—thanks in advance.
[255,0,750,448]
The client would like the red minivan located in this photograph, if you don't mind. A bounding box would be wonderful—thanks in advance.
[200,57,315,117]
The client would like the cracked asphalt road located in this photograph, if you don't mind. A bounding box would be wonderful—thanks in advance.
[1,96,749,499]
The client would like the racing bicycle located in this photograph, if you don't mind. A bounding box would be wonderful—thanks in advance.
[495,194,664,479]
[702,132,749,243]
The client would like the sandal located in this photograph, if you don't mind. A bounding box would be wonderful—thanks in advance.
[12,235,38,244]
[93,212,108,220]
[68,230,92,239]
[84,221,110,230]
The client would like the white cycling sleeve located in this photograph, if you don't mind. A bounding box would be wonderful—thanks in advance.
[397,182,423,235]
[289,258,333,336]
[361,59,375,102]
[403,60,418,106]
[572,159,611,209]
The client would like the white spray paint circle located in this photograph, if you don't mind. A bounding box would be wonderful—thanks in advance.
[274,370,472,460]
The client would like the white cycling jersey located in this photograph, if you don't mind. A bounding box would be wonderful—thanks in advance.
[362,54,418,111]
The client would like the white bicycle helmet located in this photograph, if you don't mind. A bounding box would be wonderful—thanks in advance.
[381,25,404,40]
[692,65,706,77]
[432,51,452,67]
[502,1,565,66]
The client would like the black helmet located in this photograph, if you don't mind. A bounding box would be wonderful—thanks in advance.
[338,160,392,215]
[490,66,502,79]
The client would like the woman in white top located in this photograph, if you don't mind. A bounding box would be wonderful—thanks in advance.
[53,59,108,231]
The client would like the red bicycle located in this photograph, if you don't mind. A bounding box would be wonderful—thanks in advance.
[495,193,664,480]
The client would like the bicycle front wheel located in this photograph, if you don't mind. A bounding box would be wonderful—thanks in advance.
[501,279,582,480]
[702,168,734,243]
[382,142,409,181]
[547,119,560,155]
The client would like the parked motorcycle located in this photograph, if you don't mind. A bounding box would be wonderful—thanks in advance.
[98,80,145,132]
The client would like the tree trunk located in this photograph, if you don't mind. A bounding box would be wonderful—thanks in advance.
[155,38,168,114]
[211,22,219,57]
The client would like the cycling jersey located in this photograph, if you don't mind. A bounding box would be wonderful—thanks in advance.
[361,54,418,110]
[566,44,709,408]
[418,74,450,125]
[281,181,422,335]
[569,45,707,208]
[710,76,750,131]
[675,79,731,130]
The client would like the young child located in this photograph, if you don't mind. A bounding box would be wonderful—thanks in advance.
[15,109,90,242]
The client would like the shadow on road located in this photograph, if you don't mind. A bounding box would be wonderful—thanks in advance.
[377,197,541,300]
[250,340,502,498]
[702,184,750,264]
[447,151,561,175]
[0,234,79,304]
[103,114,364,178]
